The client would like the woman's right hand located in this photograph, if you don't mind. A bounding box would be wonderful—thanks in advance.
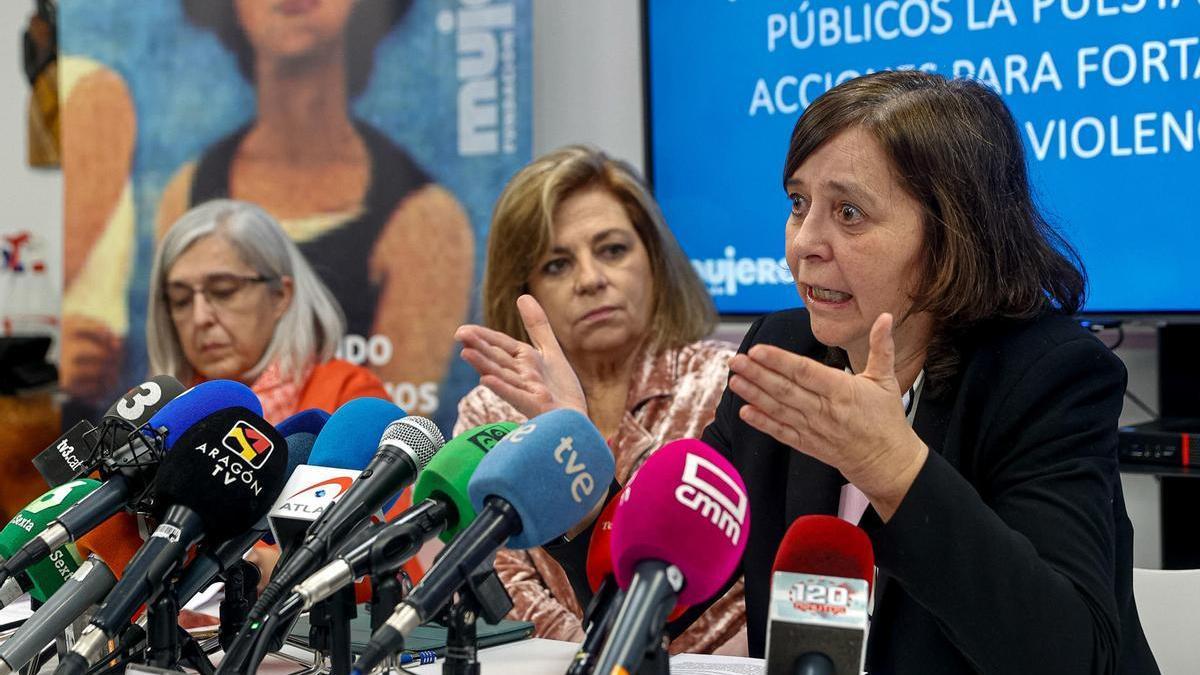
[455,294,587,419]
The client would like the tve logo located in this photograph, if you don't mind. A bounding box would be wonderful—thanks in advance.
[674,453,748,546]
[553,435,595,504]
[437,0,519,156]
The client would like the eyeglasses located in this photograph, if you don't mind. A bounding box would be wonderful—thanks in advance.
[164,273,275,314]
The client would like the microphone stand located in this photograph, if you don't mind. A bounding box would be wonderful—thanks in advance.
[437,563,512,675]
[636,635,670,675]
[145,581,181,669]
[305,586,356,675]
[369,570,411,672]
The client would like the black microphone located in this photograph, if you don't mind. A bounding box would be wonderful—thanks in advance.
[31,376,186,488]
[221,400,442,674]
[277,421,520,618]
[352,409,615,675]
[53,407,288,675]
[0,380,260,588]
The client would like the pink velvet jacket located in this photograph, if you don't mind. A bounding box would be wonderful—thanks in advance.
[454,339,746,654]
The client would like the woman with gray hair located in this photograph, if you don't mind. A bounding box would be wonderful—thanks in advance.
[148,199,388,423]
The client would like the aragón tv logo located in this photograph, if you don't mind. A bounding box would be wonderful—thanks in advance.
[222,420,275,469]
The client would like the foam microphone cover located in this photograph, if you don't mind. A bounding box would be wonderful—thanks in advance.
[153,407,289,541]
[102,375,187,428]
[1,480,99,602]
[75,512,145,580]
[612,439,749,606]
[308,398,406,470]
[586,487,689,622]
[282,432,317,481]
[0,480,102,558]
[773,515,875,591]
[585,489,622,593]
[276,408,330,438]
[149,379,263,450]
[411,422,517,541]
[468,409,614,550]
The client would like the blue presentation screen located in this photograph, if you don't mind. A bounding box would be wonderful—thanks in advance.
[646,0,1199,315]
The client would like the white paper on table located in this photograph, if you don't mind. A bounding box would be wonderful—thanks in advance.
[669,653,764,675]
[0,597,32,626]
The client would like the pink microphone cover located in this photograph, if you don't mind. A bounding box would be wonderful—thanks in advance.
[611,439,749,606]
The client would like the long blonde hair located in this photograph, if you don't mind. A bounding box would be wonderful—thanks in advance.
[483,145,716,347]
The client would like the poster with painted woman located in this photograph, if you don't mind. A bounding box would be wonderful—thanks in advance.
[57,0,531,432]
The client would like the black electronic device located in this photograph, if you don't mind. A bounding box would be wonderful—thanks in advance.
[1119,419,1200,468]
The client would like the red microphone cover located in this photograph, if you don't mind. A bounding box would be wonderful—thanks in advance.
[586,487,688,620]
[772,515,874,592]
[585,490,622,594]
[75,512,145,579]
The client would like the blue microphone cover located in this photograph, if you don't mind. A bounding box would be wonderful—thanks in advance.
[468,409,614,549]
[149,379,263,449]
[276,408,330,438]
[153,406,289,541]
[282,432,317,480]
[308,397,405,470]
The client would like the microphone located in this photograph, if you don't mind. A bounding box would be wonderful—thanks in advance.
[275,408,331,437]
[765,515,874,675]
[279,422,518,614]
[0,479,101,608]
[352,409,615,674]
[223,399,442,673]
[55,407,289,675]
[0,380,261,587]
[32,376,186,488]
[178,430,315,598]
[593,439,749,675]
[0,510,147,675]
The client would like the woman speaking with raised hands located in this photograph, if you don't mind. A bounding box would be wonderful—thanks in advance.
[458,73,1158,673]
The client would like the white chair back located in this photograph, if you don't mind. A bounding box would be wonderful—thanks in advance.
[1133,567,1200,674]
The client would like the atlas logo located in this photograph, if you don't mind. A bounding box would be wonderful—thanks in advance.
[674,453,748,546]
[222,420,275,469]
[277,477,355,517]
[286,477,354,502]
[466,424,511,452]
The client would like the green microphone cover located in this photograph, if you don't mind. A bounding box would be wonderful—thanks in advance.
[412,422,516,541]
[0,479,99,601]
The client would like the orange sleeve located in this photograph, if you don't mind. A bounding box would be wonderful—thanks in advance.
[296,360,390,414]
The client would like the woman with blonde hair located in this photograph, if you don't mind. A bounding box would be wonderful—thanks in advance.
[454,145,746,653]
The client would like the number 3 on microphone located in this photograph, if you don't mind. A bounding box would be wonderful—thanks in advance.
[116,382,163,421]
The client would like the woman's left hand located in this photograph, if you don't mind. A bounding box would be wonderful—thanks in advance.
[727,313,928,520]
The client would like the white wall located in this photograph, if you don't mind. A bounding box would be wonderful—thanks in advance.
[0,2,63,342]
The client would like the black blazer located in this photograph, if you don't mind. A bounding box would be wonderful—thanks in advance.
[697,309,1158,674]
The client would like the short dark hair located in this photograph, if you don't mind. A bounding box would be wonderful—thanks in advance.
[784,71,1086,386]
[182,0,412,98]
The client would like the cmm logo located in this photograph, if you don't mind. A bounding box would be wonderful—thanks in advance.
[222,420,275,469]
[674,453,748,546]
